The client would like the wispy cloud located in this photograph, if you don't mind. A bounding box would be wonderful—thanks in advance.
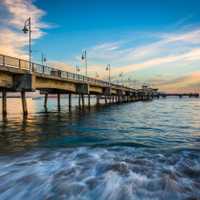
[84,26,200,83]
[73,24,200,92]
[152,71,200,93]
[0,0,49,57]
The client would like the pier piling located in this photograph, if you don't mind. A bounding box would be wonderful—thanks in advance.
[81,94,85,107]
[78,94,81,108]
[105,96,107,104]
[68,93,72,110]
[21,91,28,116]
[2,89,7,116]
[44,93,48,108]
[96,95,100,105]
[57,93,61,111]
[88,94,90,107]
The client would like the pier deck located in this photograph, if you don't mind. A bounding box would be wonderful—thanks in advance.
[0,54,156,116]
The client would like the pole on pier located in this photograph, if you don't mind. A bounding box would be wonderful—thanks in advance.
[2,89,7,116]
[57,93,61,111]
[68,93,72,111]
[44,93,48,108]
[21,91,28,116]
[88,94,90,107]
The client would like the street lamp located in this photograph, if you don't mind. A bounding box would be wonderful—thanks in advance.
[106,64,111,85]
[81,50,87,76]
[41,53,47,66]
[22,17,32,72]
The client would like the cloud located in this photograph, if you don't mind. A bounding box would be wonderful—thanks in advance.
[75,25,200,92]
[47,61,75,72]
[48,61,108,80]
[81,26,199,86]
[0,0,48,57]
[152,71,200,93]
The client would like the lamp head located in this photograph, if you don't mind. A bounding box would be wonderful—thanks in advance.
[22,26,28,34]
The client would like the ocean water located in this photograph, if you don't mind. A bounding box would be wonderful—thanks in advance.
[0,97,200,200]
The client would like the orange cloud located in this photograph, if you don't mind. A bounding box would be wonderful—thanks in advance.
[154,72,200,93]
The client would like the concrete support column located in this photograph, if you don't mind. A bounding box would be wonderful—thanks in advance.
[2,89,7,116]
[117,96,120,103]
[44,93,48,108]
[88,94,90,107]
[81,94,85,107]
[118,96,121,103]
[57,93,61,111]
[21,91,28,116]
[68,93,72,111]
[105,96,107,104]
[121,96,124,103]
[96,95,100,105]
[78,94,81,107]
[109,96,112,104]
[131,96,133,102]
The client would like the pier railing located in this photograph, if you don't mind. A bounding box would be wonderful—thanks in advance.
[0,54,130,90]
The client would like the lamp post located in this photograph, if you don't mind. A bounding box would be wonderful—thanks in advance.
[106,64,111,85]
[81,50,87,76]
[41,53,47,66]
[22,17,32,72]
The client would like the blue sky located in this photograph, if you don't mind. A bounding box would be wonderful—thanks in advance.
[33,0,200,60]
[1,0,200,92]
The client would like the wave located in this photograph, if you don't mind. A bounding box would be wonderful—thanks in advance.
[0,146,199,200]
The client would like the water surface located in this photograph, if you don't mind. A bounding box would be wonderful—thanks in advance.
[0,97,199,199]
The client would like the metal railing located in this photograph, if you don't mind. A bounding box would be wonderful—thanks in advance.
[0,54,134,91]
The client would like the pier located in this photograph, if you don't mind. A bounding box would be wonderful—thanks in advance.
[157,93,199,98]
[0,54,156,117]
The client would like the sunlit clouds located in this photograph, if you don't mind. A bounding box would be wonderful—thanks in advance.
[84,27,200,91]
[154,71,200,93]
[0,0,48,57]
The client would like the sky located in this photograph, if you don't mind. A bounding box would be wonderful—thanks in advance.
[0,0,200,92]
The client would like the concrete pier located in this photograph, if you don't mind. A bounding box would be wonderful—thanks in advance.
[0,54,159,117]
